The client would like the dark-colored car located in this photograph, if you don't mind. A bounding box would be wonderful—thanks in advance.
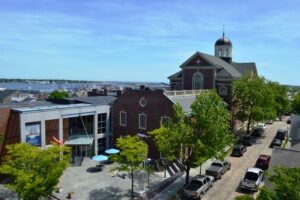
[255,155,271,170]
[252,128,264,138]
[240,135,255,146]
[269,139,282,148]
[275,128,287,141]
[231,144,247,157]
[287,118,292,124]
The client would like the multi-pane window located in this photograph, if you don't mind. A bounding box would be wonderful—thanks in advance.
[192,72,204,90]
[120,111,127,126]
[139,114,147,130]
[161,116,169,126]
[98,113,107,134]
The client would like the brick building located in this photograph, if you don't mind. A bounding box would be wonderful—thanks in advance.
[169,33,257,106]
[112,89,202,159]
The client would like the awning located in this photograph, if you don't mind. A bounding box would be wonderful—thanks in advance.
[105,148,120,154]
[64,135,94,146]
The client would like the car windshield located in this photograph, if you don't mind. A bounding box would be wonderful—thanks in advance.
[244,172,259,181]
[190,180,203,187]
[212,162,223,167]
[274,139,281,144]
[257,159,265,164]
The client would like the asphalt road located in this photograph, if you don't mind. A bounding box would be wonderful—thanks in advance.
[199,121,290,200]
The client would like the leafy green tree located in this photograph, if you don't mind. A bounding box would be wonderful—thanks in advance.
[233,74,276,134]
[150,90,233,184]
[48,90,70,99]
[267,81,291,115]
[292,93,300,113]
[0,143,70,200]
[112,135,148,199]
[256,167,300,200]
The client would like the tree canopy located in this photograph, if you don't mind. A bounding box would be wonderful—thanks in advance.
[150,90,233,184]
[48,90,70,99]
[292,93,300,113]
[233,74,276,134]
[267,81,291,115]
[0,143,70,200]
[112,135,148,199]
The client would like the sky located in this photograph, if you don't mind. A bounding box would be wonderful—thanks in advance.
[0,0,300,85]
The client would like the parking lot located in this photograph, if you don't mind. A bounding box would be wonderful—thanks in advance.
[201,120,290,200]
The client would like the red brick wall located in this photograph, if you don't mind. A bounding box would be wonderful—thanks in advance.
[0,111,20,157]
[112,89,174,159]
[183,69,214,90]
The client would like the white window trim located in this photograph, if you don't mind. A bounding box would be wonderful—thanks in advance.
[139,113,147,130]
[120,111,127,126]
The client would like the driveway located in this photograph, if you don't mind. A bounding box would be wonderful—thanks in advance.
[201,121,289,200]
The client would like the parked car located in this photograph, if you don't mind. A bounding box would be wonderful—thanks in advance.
[269,139,283,148]
[266,120,273,124]
[275,128,287,140]
[205,160,231,179]
[240,168,264,192]
[256,123,267,130]
[183,175,214,199]
[255,155,271,170]
[231,144,247,157]
[287,118,292,124]
[240,135,255,146]
[251,128,264,138]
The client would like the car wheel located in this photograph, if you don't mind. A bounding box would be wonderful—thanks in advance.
[199,193,204,199]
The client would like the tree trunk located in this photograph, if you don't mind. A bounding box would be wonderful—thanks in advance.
[131,167,134,199]
[185,164,191,185]
[247,117,251,135]
[199,164,202,175]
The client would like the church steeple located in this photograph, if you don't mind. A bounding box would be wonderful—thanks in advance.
[214,30,232,63]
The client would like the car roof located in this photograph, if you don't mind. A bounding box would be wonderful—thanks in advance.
[277,128,286,132]
[247,168,262,174]
[193,175,208,181]
[258,154,270,160]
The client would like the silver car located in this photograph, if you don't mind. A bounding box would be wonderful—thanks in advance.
[240,168,264,192]
[183,175,214,199]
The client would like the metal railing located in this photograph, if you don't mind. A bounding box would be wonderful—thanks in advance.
[164,90,204,97]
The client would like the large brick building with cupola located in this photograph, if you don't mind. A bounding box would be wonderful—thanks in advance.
[112,33,258,160]
[168,33,257,106]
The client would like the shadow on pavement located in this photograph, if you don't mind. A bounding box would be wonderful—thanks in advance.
[86,167,103,173]
[89,186,129,200]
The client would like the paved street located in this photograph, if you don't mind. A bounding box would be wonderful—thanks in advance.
[201,120,289,200]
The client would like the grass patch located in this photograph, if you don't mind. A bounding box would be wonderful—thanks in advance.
[282,138,288,148]
[219,145,235,160]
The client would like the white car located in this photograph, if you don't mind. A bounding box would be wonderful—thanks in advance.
[256,123,267,130]
[240,168,264,192]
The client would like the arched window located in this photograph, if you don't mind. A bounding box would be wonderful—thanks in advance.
[219,85,227,96]
[192,72,204,90]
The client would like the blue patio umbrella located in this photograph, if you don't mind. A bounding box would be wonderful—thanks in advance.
[92,155,108,162]
[105,148,120,154]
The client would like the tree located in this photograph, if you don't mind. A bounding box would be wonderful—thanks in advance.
[0,143,70,200]
[267,81,291,115]
[233,74,276,135]
[150,90,233,184]
[112,135,148,199]
[257,167,300,200]
[292,93,300,113]
[48,90,70,99]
